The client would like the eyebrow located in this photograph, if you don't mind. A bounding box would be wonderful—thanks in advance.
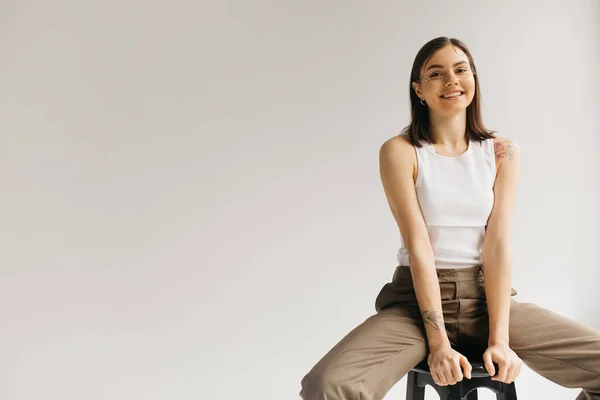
[425,61,468,72]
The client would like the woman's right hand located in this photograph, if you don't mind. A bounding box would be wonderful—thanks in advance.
[427,344,472,386]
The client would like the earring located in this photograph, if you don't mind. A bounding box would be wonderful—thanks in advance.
[420,98,426,105]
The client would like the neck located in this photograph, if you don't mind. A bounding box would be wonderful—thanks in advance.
[428,111,468,147]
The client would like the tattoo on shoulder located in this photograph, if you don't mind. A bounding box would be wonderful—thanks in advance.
[494,139,515,162]
[421,310,444,331]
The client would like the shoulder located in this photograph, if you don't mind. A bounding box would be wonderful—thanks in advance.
[491,135,521,171]
[379,134,418,179]
[379,133,416,160]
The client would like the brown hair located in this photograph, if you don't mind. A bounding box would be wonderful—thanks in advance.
[401,36,496,147]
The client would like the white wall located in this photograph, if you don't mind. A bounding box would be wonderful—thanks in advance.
[0,1,598,399]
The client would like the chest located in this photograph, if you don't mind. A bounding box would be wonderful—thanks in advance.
[415,155,495,227]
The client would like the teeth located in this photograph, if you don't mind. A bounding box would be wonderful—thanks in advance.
[442,92,462,98]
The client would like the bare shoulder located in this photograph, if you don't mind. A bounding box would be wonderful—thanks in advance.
[379,134,417,165]
[380,133,414,153]
[492,135,521,170]
[379,134,417,181]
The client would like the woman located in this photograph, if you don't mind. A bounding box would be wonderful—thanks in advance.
[299,37,600,400]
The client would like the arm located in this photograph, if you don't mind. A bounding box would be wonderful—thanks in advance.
[379,137,449,350]
[482,137,521,346]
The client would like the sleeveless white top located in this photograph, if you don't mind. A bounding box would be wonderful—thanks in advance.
[397,136,498,269]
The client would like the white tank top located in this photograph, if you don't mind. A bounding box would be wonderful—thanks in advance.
[397,136,498,269]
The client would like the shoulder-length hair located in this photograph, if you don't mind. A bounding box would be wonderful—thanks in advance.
[401,37,496,147]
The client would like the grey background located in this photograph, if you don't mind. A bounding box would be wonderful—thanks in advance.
[1,1,599,399]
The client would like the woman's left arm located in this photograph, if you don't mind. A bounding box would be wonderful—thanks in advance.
[481,136,522,383]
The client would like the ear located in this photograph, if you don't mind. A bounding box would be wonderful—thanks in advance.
[411,81,421,97]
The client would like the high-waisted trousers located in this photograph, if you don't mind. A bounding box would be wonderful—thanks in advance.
[299,265,600,400]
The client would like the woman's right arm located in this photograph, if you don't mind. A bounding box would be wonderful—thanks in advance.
[379,136,473,385]
[378,137,450,350]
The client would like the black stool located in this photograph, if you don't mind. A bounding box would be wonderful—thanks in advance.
[406,360,518,399]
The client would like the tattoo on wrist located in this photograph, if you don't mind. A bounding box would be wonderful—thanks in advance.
[421,310,444,331]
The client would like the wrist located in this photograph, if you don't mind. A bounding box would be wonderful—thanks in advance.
[488,337,509,346]
[428,338,451,351]
[488,325,509,346]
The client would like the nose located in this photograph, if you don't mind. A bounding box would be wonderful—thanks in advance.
[445,77,459,87]
[444,71,460,86]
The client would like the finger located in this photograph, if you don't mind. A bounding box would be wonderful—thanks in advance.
[431,371,440,385]
[512,363,522,382]
[438,369,450,386]
[483,352,495,376]
[494,361,509,382]
[451,359,464,382]
[433,371,444,386]
[444,366,457,385]
[459,355,472,379]
[507,365,519,383]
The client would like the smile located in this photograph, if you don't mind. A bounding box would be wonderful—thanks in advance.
[440,92,464,99]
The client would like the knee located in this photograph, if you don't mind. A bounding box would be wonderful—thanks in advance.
[299,370,333,400]
[299,369,360,400]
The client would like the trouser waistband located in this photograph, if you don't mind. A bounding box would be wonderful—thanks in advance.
[393,264,484,283]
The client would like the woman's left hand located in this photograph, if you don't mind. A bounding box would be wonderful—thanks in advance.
[483,342,523,383]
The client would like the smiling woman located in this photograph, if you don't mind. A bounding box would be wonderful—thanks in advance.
[405,41,492,153]
[299,36,600,400]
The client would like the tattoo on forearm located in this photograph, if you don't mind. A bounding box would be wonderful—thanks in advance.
[421,310,444,331]
[494,140,514,161]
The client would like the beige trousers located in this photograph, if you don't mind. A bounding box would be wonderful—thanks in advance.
[299,265,600,400]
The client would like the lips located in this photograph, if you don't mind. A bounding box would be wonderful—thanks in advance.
[440,91,464,98]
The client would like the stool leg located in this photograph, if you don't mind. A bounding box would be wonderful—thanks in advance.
[495,382,517,400]
[426,382,460,400]
[445,385,460,400]
[465,388,478,400]
[406,371,425,400]
[435,387,449,400]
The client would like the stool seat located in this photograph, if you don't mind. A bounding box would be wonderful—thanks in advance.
[406,360,518,400]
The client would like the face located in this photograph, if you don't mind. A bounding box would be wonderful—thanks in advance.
[412,45,476,115]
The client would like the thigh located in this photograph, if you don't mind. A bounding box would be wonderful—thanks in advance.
[509,300,600,392]
[300,305,427,400]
